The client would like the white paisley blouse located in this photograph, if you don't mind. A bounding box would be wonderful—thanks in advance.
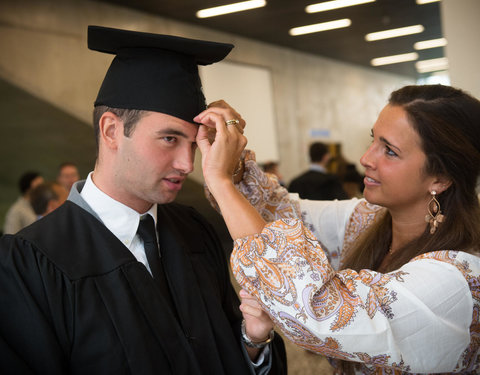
[206,150,480,374]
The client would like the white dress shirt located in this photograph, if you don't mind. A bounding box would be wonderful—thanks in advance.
[80,172,157,275]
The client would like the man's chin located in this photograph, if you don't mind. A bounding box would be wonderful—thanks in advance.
[155,191,179,205]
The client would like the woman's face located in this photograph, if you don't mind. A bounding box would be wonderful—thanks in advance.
[360,104,436,214]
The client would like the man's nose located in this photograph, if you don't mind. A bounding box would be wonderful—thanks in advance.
[173,146,195,174]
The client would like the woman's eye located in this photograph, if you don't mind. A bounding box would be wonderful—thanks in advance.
[385,146,397,157]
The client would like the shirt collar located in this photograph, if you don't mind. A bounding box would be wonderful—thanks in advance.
[80,172,157,248]
[309,164,327,173]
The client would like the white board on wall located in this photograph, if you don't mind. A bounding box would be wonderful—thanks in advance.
[199,61,279,164]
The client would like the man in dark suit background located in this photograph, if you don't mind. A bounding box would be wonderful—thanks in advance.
[289,142,348,200]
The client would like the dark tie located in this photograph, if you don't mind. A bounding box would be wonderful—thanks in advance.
[137,215,175,310]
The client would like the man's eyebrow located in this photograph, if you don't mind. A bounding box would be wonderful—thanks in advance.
[379,136,401,153]
[155,128,189,138]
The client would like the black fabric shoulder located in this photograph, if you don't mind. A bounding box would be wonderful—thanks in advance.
[15,201,136,280]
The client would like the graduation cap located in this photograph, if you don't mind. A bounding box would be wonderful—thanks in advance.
[88,25,234,123]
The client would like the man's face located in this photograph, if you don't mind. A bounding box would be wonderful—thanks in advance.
[112,111,197,211]
[58,165,80,191]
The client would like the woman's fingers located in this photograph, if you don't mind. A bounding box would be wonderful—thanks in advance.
[196,100,246,132]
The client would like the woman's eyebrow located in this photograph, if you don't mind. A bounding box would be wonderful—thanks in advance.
[379,136,401,153]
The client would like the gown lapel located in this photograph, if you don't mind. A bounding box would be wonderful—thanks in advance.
[156,207,226,374]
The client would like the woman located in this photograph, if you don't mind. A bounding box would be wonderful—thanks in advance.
[195,85,480,373]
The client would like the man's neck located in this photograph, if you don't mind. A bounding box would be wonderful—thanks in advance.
[309,163,327,173]
[91,170,153,214]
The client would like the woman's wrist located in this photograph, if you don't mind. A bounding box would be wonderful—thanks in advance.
[232,158,245,184]
[207,175,236,198]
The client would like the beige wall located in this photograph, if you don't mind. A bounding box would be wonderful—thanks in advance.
[0,0,413,183]
[441,0,480,99]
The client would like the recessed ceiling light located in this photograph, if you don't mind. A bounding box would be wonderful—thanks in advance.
[306,0,375,13]
[196,0,266,18]
[416,57,448,73]
[371,52,419,66]
[414,38,447,50]
[289,19,351,36]
[365,25,424,42]
[416,0,441,4]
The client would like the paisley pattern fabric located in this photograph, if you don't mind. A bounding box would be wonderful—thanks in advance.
[231,219,480,374]
[206,151,480,374]
[205,150,301,222]
[340,201,385,267]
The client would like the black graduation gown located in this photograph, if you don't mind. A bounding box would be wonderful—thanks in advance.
[0,200,286,374]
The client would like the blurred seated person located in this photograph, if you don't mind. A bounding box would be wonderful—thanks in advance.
[3,171,44,234]
[288,142,348,200]
[261,161,285,186]
[57,162,80,192]
[30,182,68,218]
[342,163,364,198]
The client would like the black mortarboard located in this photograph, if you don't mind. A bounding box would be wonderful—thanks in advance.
[88,25,234,123]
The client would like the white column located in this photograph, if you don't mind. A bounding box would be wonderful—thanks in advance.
[441,0,480,98]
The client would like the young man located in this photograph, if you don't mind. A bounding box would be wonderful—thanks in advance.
[56,162,80,192]
[0,26,286,374]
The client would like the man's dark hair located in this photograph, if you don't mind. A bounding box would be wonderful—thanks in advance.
[30,182,60,216]
[262,162,278,173]
[309,142,329,163]
[18,171,41,195]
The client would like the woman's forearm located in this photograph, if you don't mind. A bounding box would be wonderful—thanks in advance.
[208,177,266,239]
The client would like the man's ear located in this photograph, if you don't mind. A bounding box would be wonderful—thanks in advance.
[99,112,122,150]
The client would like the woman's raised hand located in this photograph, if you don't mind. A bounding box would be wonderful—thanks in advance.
[195,100,247,190]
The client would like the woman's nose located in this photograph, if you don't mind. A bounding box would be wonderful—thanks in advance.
[360,144,375,169]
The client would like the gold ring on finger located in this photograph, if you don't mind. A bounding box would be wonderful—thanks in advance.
[226,119,240,126]
[225,119,244,134]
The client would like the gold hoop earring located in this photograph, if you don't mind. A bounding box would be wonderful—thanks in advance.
[425,190,444,234]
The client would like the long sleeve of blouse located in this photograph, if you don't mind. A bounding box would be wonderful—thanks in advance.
[207,151,480,373]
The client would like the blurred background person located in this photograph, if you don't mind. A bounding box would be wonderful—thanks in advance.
[288,142,348,200]
[341,162,364,198]
[3,171,44,234]
[30,181,68,219]
[56,161,80,192]
[261,161,285,187]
